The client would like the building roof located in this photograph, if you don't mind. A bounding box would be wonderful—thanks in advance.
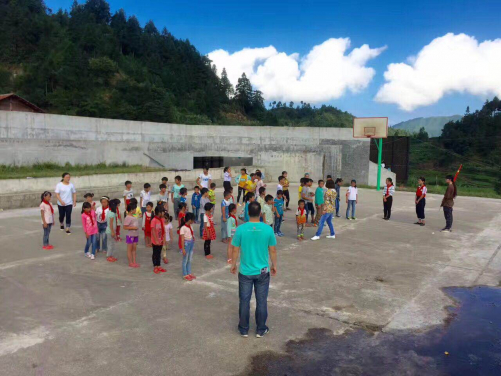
[0,93,44,113]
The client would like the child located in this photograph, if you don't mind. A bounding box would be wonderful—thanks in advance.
[208,182,216,205]
[296,200,307,241]
[346,180,358,220]
[171,176,185,220]
[129,198,142,218]
[257,187,266,221]
[123,202,140,268]
[142,202,154,247]
[179,187,188,205]
[158,184,169,209]
[254,171,266,196]
[236,168,249,204]
[415,177,427,226]
[115,199,123,242]
[243,192,255,223]
[298,177,305,200]
[277,176,285,192]
[245,173,256,195]
[301,179,315,225]
[180,212,196,281]
[105,199,119,262]
[151,206,167,274]
[81,202,98,260]
[274,190,285,237]
[223,167,232,193]
[96,196,109,253]
[177,203,187,251]
[440,175,457,232]
[161,177,170,198]
[84,193,96,210]
[221,191,231,243]
[202,202,216,259]
[123,181,134,210]
[263,195,274,228]
[334,178,343,217]
[199,188,210,237]
[40,191,55,250]
[314,180,325,225]
[191,186,201,223]
[140,183,152,215]
[282,171,291,210]
[162,214,173,264]
[383,178,395,220]
[229,186,235,204]
[226,203,238,264]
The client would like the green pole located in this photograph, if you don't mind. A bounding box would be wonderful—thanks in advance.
[377,138,383,191]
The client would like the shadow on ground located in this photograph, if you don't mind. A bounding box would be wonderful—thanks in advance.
[240,286,501,376]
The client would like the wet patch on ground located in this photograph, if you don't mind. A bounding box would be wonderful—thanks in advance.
[241,286,501,376]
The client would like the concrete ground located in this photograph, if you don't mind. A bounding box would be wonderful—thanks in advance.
[1,185,500,375]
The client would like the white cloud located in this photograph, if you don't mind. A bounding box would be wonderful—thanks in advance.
[375,33,501,111]
[208,38,386,103]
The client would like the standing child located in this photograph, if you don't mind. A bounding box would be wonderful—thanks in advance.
[179,187,188,207]
[383,178,395,220]
[151,206,167,274]
[202,202,216,259]
[226,204,238,264]
[296,200,307,241]
[236,168,249,204]
[314,180,325,225]
[243,192,255,223]
[158,184,169,212]
[123,202,140,268]
[171,176,185,220]
[123,181,134,214]
[334,178,343,217]
[257,187,266,221]
[180,212,196,281]
[440,175,457,232]
[282,171,291,210]
[105,199,119,262]
[81,202,98,260]
[208,183,217,206]
[301,179,315,225]
[263,195,274,228]
[177,203,187,251]
[140,183,152,215]
[274,190,285,237]
[245,173,256,196]
[223,167,233,193]
[161,177,169,199]
[40,191,55,250]
[346,180,358,220]
[199,188,210,237]
[84,193,96,210]
[96,196,109,253]
[415,177,427,226]
[221,191,231,243]
[162,214,173,265]
[142,202,154,247]
[191,186,201,223]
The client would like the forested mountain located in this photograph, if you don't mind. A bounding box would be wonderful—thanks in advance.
[0,0,353,127]
[392,115,462,137]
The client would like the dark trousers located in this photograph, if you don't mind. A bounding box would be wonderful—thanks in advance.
[238,272,270,335]
[383,196,393,219]
[152,244,162,267]
[274,214,283,233]
[306,202,315,221]
[283,190,290,208]
[58,205,73,228]
[237,187,245,203]
[443,207,453,229]
[416,198,426,220]
[43,224,52,246]
[204,240,211,256]
[224,181,232,193]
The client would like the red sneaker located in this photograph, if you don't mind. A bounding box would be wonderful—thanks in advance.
[163,258,169,264]
[189,274,196,279]
[158,267,167,273]
[107,257,114,262]
[47,245,54,250]
[129,263,135,268]
[111,257,118,262]
[154,267,161,274]
[183,275,193,281]
[206,255,214,260]
[42,246,49,250]
[133,263,140,268]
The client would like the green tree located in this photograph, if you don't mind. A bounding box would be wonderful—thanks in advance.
[220,68,234,99]
[234,73,253,113]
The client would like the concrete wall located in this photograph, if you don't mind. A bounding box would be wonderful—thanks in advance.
[368,161,397,187]
[0,112,370,184]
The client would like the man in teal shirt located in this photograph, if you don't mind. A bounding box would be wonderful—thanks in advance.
[231,201,277,338]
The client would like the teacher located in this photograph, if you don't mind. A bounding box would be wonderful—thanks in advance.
[230,201,277,338]
[54,172,77,235]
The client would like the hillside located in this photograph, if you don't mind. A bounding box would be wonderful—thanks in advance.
[392,115,462,137]
[0,0,353,128]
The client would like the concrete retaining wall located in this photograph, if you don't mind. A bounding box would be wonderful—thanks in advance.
[368,161,397,187]
[0,112,370,184]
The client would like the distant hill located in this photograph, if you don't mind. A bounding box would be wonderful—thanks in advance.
[392,115,462,137]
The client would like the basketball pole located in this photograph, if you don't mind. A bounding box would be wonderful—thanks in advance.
[376,138,382,191]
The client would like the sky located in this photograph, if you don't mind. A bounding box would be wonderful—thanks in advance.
[45,0,501,124]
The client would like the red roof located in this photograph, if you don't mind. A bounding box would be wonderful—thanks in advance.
[0,93,44,113]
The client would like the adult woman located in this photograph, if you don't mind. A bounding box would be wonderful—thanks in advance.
[55,172,77,234]
[311,179,336,240]
[440,175,457,232]
[223,167,232,193]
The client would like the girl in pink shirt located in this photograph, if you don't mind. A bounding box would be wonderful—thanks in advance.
[81,202,98,260]
[40,191,55,250]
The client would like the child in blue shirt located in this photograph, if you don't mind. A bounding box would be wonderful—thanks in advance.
[179,188,188,206]
[274,190,285,236]
[221,191,231,243]
[191,186,201,224]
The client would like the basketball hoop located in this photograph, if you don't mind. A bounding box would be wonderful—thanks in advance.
[364,127,376,137]
[353,117,388,139]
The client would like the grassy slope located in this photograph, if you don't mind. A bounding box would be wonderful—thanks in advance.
[392,116,462,137]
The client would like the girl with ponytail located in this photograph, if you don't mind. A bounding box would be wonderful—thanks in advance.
[180,212,196,281]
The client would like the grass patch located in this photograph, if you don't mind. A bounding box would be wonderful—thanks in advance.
[0,162,166,179]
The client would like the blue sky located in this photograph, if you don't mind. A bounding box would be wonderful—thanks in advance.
[46,0,501,124]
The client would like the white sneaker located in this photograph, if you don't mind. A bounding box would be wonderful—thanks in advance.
[85,252,90,258]
[311,236,320,241]
[90,254,95,260]
[326,235,336,239]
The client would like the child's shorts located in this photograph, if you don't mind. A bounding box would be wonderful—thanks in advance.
[126,236,139,244]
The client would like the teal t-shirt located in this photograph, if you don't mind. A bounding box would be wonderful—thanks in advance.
[105,211,116,234]
[315,187,325,205]
[232,222,277,276]
[171,184,185,199]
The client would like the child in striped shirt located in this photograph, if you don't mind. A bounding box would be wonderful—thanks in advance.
[383,178,395,220]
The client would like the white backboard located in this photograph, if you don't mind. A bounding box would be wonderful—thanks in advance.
[353,117,388,138]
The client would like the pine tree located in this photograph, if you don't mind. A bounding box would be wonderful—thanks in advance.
[220,68,234,99]
[234,73,253,113]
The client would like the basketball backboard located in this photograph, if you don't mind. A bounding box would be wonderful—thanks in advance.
[353,117,388,138]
